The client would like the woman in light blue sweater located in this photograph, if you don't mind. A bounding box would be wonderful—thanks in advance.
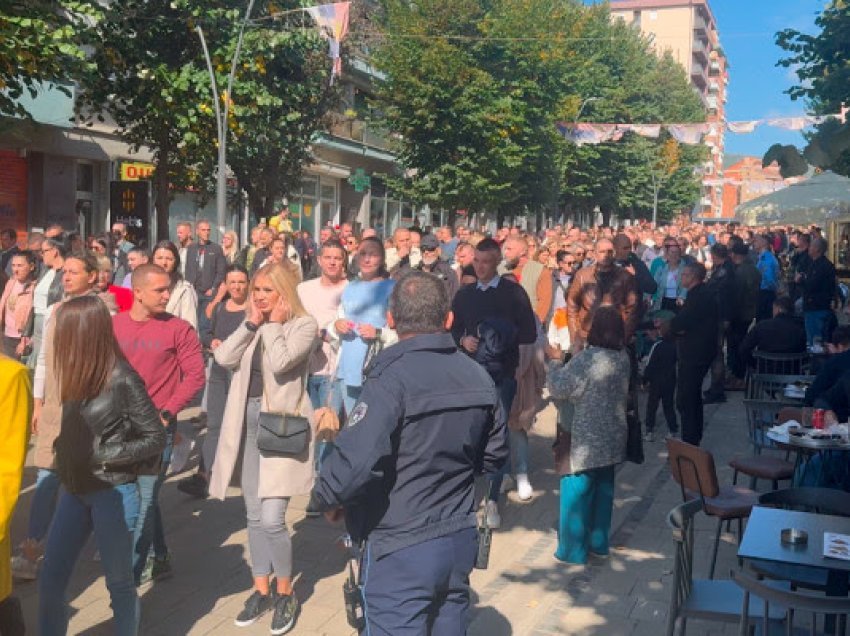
[328,237,397,415]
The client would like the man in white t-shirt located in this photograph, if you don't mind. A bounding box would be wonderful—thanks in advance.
[297,239,348,473]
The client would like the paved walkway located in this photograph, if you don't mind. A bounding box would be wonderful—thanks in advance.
[11,391,755,635]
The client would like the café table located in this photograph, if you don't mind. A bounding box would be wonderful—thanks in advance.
[766,427,850,487]
[739,506,850,630]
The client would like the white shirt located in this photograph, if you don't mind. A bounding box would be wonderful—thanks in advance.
[33,269,55,316]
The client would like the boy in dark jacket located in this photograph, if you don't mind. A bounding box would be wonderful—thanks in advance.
[642,327,677,442]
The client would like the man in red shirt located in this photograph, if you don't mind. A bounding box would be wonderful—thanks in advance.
[113,263,205,586]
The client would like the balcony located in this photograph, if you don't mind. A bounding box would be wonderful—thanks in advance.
[328,112,390,151]
[691,60,707,90]
[693,11,708,36]
[709,60,721,76]
[708,79,720,93]
[692,38,710,64]
[705,95,718,112]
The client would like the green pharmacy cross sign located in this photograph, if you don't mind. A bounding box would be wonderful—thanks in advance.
[348,168,371,193]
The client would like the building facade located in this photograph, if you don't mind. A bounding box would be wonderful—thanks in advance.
[610,0,729,218]
[0,59,411,246]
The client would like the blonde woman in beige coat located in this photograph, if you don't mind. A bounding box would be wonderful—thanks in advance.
[209,261,316,634]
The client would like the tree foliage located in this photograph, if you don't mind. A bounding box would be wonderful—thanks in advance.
[773,1,850,177]
[371,0,705,223]
[0,1,98,118]
[75,0,337,235]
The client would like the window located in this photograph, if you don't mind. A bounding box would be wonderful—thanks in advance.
[76,162,93,192]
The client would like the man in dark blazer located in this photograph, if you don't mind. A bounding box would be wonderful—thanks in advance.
[183,219,226,331]
[660,261,718,446]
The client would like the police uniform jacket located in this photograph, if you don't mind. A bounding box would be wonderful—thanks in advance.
[309,332,508,559]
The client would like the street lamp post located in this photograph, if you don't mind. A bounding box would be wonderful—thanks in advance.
[197,0,257,238]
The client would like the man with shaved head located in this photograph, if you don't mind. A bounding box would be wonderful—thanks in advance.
[499,235,552,322]
[567,239,639,352]
[113,263,205,585]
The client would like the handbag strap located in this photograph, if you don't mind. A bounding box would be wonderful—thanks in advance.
[258,328,311,416]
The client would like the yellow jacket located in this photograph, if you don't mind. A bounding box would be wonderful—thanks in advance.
[0,358,32,601]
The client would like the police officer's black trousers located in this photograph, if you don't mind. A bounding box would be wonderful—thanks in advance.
[360,527,477,635]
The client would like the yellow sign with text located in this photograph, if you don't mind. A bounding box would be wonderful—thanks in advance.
[120,162,155,181]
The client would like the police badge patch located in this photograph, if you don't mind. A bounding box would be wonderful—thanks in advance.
[348,402,368,427]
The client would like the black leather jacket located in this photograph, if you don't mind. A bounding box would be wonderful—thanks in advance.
[54,360,166,494]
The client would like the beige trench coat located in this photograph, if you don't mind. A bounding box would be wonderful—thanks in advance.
[209,316,318,501]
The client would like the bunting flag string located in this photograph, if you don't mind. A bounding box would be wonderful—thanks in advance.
[557,109,849,146]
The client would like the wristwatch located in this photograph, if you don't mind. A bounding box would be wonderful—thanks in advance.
[245,321,259,332]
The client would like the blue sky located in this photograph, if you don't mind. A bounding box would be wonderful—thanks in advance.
[582,1,829,158]
[713,0,827,157]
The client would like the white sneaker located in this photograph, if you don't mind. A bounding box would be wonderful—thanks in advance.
[11,555,39,581]
[516,473,533,501]
[485,501,502,529]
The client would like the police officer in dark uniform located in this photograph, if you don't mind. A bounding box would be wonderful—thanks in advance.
[309,271,508,635]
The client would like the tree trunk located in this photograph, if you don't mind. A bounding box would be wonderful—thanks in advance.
[446,208,457,228]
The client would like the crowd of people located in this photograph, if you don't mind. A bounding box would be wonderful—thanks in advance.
[0,212,844,635]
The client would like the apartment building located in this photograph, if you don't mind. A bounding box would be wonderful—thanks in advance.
[610,0,729,218]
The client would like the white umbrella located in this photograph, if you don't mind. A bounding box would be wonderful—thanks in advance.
[735,171,850,225]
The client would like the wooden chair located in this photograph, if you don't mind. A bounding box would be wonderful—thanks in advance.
[667,437,760,579]
[730,400,795,491]
[732,568,850,636]
[665,499,786,636]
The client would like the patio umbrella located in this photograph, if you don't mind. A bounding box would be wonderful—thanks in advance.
[734,170,850,226]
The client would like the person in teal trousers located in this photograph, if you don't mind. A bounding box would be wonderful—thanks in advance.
[547,306,630,564]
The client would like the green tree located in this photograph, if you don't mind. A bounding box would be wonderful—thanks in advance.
[0,1,98,118]
[560,18,706,224]
[76,0,338,236]
[75,1,213,239]
[773,1,850,176]
[371,0,526,219]
[187,1,339,221]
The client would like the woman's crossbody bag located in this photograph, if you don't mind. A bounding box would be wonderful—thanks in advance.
[256,342,311,457]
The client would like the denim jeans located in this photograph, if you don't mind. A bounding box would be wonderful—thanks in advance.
[804,309,831,346]
[27,468,61,543]
[39,487,139,636]
[132,428,174,583]
[308,375,343,471]
[487,378,517,502]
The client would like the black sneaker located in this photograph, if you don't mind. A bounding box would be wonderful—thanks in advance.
[234,590,274,627]
[177,474,209,499]
[270,593,299,635]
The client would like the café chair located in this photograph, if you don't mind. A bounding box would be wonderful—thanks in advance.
[751,350,810,376]
[667,437,760,579]
[666,500,786,636]
[732,568,850,636]
[746,373,812,403]
[730,400,796,491]
[747,488,850,592]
